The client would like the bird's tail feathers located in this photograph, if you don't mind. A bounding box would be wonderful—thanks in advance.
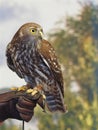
[45,84,66,113]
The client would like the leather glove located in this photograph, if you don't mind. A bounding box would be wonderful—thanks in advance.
[16,96,36,122]
[0,90,39,122]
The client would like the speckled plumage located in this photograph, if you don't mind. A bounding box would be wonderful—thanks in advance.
[6,23,66,112]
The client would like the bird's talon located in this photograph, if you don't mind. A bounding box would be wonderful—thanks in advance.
[17,86,28,91]
[11,87,18,91]
[26,88,39,96]
[26,88,34,93]
[42,94,46,100]
[11,86,28,91]
[31,90,38,96]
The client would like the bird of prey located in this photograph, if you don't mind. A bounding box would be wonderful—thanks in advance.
[6,23,66,113]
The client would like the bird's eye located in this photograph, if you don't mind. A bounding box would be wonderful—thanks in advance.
[30,28,36,34]
[32,29,35,32]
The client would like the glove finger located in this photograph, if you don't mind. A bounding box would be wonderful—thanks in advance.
[16,103,34,122]
[19,113,33,122]
[18,96,36,109]
[16,104,33,115]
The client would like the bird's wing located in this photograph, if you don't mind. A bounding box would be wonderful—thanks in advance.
[38,39,64,97]
[6,43,23,78]
[6,43,16,72]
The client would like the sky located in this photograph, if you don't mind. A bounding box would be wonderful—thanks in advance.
[0,0,97,129]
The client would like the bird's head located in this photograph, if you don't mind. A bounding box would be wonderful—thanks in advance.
[17,23,44,41]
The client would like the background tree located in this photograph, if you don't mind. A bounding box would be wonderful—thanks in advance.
[0,121,20,130]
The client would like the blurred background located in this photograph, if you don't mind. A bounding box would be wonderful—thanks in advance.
[0,0,98,130]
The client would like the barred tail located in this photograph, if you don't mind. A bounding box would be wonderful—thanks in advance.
[45,85,66,113]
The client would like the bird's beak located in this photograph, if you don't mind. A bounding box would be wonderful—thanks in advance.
[38,31,44,39]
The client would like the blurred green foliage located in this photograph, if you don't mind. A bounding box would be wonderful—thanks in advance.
[1,2,98,130]
[0,121,21,130]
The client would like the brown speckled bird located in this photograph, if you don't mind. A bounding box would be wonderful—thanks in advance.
[6,23,66,112]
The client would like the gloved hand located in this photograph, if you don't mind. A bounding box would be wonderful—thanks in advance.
[16,96,36,122]
[0,91,38,122]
